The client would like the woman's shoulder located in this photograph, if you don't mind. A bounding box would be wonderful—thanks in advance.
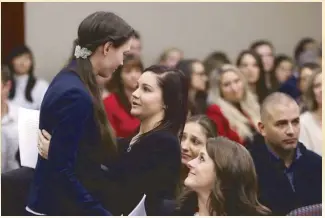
[43,77,92,111]
[206,103,223,114]
[35,78,49,88]
[103,93,119,107]
[135,131,180,156]
[300,112,316,128]
[145,131,179,146]
[32,79,49,99]
[49,70,89,96]
[300,111,312,121]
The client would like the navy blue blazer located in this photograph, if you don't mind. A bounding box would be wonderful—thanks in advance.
[26,65,111,215]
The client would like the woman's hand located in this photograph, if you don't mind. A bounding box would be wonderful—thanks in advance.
[38,129,52,159]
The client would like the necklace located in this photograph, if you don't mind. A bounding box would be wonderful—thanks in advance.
[127,135,139,152]
[127,144,133,152]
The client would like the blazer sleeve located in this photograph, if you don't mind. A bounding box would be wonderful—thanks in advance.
[47,89,111,215]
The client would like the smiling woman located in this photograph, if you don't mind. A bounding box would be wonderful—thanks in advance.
[103,54,143,138]
[177,137,271,216]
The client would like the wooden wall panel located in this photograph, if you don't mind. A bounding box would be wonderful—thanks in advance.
[1,2,25,65]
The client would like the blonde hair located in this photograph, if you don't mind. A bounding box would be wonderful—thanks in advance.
[304,70,322,111]
[159,47,183,63]
[208,64,260,140]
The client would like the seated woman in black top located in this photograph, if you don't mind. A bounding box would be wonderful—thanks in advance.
[175,137,271,216]
[38,65,189,215]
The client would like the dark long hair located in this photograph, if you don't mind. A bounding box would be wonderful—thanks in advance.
[180,115,218,185]
[236,50,269,103]
[178,137,271,216]
[176,59,207,115]
[250,40,274,54]
[203,51,231,77]
[294,37,316,63]
[270,54,293,89]
[135,65,189,142]
[106,54,144,112]
[7,45,36,102]
[70,11,134,161]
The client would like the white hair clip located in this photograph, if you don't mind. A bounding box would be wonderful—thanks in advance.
[74,45,92,59]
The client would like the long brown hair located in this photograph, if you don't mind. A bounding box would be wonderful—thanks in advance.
[71,11,134,162]
[133,65,189,143]
[7,45,36,103]
[304,70,322,111]
[180,115,217,178]
[178,137,271,216]
[106,54,144,112]
[176,59,208,115]
[178,115,218,196]
[236,50,269,103]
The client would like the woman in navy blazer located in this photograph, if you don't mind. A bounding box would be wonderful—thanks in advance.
[25,11,134,216]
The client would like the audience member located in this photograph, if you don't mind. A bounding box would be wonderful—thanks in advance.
[299,70,322,156]
[250,40,275,90]
[236,50,270,103]
[279,62,321,112]
[269,54,294,89]
[175,137,271,216]
[247,92,322,215]
[159,47,183,68]
[6,45,49,110]
[179,115,217,186]
[294,37,319,65]
[202,51,231,79]
[1,66,20,173]
[103,54,143,138]
[129,30,142,58]
[207,64,260,145]
[176,59,208,116]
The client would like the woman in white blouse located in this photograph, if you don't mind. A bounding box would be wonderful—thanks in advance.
[299,70,322,156]
[7,45,49,110]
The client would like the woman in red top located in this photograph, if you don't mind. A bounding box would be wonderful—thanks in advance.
[175,59,238,142]
[206,64,261,145]
[103,55,143,138]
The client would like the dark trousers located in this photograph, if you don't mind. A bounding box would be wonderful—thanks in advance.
[1,167,35,216]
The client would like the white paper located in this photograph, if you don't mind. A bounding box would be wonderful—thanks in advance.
[127,194,147,216]
[18,107,40,169]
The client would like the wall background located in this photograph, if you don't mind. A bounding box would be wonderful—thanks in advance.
[25,2,322,81]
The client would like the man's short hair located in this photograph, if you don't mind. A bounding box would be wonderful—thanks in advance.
[260,92,298,122]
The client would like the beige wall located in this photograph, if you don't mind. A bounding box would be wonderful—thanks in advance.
[25,2,322,81]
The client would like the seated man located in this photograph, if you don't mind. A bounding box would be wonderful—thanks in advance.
[247,92,322,215]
